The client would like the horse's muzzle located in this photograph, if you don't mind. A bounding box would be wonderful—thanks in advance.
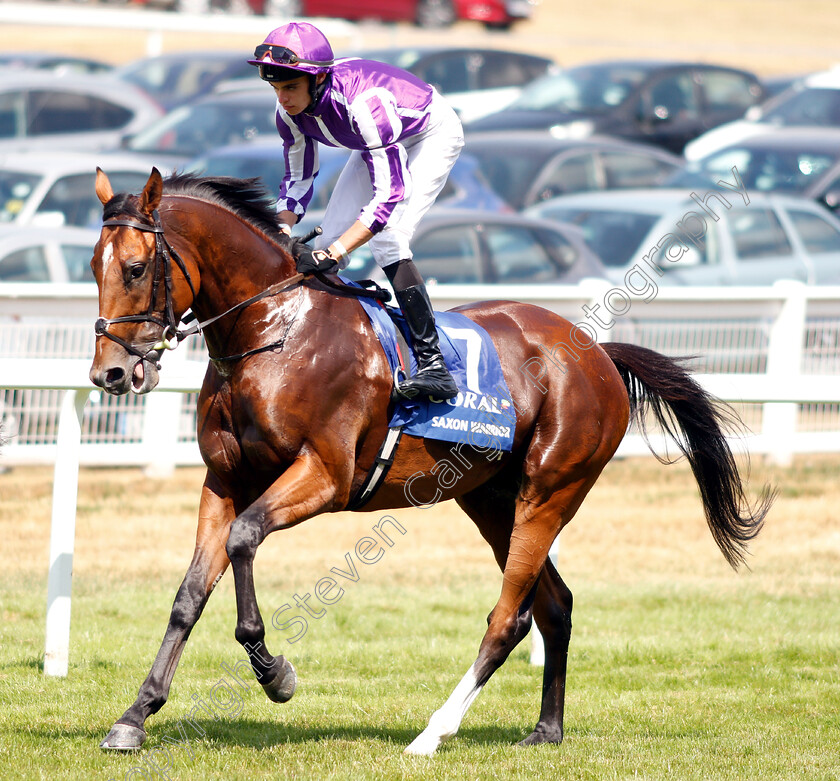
[89,354,161,396]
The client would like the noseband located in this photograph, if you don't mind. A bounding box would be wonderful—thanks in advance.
[94,209,307,364]
[94,210,197,368]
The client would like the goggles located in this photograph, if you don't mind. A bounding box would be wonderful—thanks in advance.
[253,44,334,68]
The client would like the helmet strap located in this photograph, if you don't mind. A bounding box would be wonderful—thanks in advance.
[305,73,329,113]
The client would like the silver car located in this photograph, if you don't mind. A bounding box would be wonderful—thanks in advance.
[0,151,157,228]
[526,188,840,285]
[297,208,610,285]
[0,71,163,153]
[0,225,99,282]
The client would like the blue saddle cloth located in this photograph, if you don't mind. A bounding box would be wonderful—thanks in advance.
[353,285,516,453]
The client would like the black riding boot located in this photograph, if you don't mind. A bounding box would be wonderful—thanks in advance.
[393,283,459,400]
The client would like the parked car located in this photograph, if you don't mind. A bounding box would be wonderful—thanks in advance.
[463,131,685,210]
[110,50,257,111]
[0,226,99,282]
[341,47,553,123]
[525,188,840,285]
[118,89,279,170]
[685,66,840,160]
[759,74,803,101]
[0,71,163,153]
[186,138,508,212]
[672,128,840,212]
[296,208,609,285]
[0,152,155,229]
[0,52,112,76]
[467,60,764,154]
[131,0,535,28]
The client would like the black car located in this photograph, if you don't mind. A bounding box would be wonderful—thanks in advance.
[343,47,554,123]
[463,131,685,210]
[466,60,764,154]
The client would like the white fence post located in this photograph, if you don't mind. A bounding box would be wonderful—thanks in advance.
[43,388,88,677]
[763,281,807,466]
[141,345,190,478]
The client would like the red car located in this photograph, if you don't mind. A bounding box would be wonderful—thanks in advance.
[287,0,537,28]
[139,0,535,29]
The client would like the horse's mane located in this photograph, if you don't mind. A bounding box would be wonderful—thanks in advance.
[103,172,292,247]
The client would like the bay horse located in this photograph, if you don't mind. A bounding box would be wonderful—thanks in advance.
[89,168,773,755]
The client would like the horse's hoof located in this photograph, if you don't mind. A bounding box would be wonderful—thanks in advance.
[404,731,443,756]
[261,657,297,703]
[100,723,147,751]
[517,723,564,747]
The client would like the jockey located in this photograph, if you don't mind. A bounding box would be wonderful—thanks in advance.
[249,21,462,401]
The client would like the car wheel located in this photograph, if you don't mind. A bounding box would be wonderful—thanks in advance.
[261,0,302,15]
[416,0,456,28]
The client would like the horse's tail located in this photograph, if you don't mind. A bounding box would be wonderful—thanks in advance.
[602,342,775,570]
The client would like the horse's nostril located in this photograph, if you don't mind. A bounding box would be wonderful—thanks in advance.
[105,367,125,386]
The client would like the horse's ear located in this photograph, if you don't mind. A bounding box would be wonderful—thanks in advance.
[138,167,163,216]
[95,167,114,205]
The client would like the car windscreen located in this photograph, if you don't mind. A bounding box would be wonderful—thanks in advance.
[761,87,840,126]
[116,58,248,107]
[699,146,837,193]
[510,63,649,113]
[191,153,287,187]
[127,100,276,157]
[463,145,547,208]
[535,206,659,267]
[0,170,41,223]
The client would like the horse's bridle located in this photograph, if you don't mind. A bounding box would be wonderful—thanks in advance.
[94,209,391,365]
[94,210,197,368]
[94,209,308,365]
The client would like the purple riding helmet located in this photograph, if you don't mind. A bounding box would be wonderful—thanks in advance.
[248,22,335,83]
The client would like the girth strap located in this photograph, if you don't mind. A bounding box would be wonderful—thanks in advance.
[346,425,404,511]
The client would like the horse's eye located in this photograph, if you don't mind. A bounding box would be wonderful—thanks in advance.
[129,264,145,280]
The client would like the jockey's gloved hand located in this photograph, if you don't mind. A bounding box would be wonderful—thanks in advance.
[294,245,339,275]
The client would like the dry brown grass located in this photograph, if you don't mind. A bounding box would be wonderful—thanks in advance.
[1,0,838,77]
[3,453,838,597]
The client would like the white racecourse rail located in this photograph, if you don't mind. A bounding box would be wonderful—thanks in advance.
[2,279,840,676]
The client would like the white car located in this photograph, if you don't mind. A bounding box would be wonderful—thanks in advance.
[0,225,99,282]
[526,188,840,286]
[0,151,156,229]
[685,66,840,160]
[0,71,163,153]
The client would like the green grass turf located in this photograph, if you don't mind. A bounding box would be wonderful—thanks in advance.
[1,574,838,780]
[1,457,839,779]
